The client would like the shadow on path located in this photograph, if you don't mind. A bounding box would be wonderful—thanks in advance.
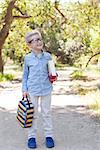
[0,105,100,150]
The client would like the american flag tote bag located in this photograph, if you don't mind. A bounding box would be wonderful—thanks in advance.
[16,97,34,128]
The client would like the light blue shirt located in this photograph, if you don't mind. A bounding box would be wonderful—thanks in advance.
[22,51,53,96]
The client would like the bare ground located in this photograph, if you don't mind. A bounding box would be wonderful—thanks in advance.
[0,68,100,150]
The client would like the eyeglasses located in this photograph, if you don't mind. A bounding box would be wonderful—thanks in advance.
[28,38,43,44]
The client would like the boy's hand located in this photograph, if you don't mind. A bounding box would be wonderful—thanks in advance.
[22,91,29,98]
[49,74,57,83]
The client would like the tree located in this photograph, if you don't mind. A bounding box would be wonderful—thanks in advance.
[1,0,99,70]
[0,0,31,73]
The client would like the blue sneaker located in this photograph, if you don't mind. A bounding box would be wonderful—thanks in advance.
[46,137,55,148]
[28,138,37,149]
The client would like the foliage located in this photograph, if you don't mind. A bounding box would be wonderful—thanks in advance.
[55,62,67,69]
[62,2,100,66]
[0,73,14,81]
[0,0,100,67]
[72,84,96,95]
[4,19,29,65]
[64,40,84,65]
[70,69,87,80]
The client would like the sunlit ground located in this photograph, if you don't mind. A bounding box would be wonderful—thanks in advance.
[0,60,99,114]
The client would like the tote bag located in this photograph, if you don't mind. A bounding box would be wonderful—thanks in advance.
[16,97,34,128]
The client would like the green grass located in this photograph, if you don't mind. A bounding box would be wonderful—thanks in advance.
[89,91,100,110]
[56,63,67,69]
[89,91,100,117]
[76,87,96,95]
[90,101,100,110]
[70,70,87,80]
[0,73,14,82]
[71,84,97,95]
[2,60,22,81]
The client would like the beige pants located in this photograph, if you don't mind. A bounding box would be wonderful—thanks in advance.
[28,93,53,139]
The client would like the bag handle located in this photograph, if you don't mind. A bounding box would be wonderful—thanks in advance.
[22,96,31,108]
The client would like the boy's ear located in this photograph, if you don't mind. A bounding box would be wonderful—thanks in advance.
[27,43,32,49]
[27,43,30,47]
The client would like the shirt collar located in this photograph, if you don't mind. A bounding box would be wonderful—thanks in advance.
[31,50,44,58]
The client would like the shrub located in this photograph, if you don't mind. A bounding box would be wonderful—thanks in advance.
[70,70,87,80]
[0,73,14,82]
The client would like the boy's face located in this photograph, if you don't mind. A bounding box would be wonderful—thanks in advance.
[28,33,43,51]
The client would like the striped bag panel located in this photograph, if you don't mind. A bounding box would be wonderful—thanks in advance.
[18,102,27,111]
[17,110,33,128]
[18,104,34,115]
[17,113,33,124]
[17,107,26,117]
[16,98,34,128]
[17,110,34,121]
[17,116,32,128]
[17,107,34,119]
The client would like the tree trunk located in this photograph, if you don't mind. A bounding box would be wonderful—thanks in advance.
[0,49,3,74]
[0,0,31,74]
[0,0,16,73]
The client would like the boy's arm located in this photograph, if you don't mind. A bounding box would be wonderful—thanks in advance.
[22,57,29,96]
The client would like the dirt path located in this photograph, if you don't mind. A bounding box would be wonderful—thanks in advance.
[0,69,100,150]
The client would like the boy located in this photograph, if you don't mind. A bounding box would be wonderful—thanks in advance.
[22,29,57,149]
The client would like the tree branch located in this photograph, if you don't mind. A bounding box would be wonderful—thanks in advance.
[14,5,25,15]
[86,52,100,67]
[0,0,17,44]
[47,14,56,27]
[13,5,31,19]
[54,4,67,20]
[13,15,31,19]
[54,3,67,26]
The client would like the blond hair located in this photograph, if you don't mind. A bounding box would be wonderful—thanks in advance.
[25,29,41,43]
